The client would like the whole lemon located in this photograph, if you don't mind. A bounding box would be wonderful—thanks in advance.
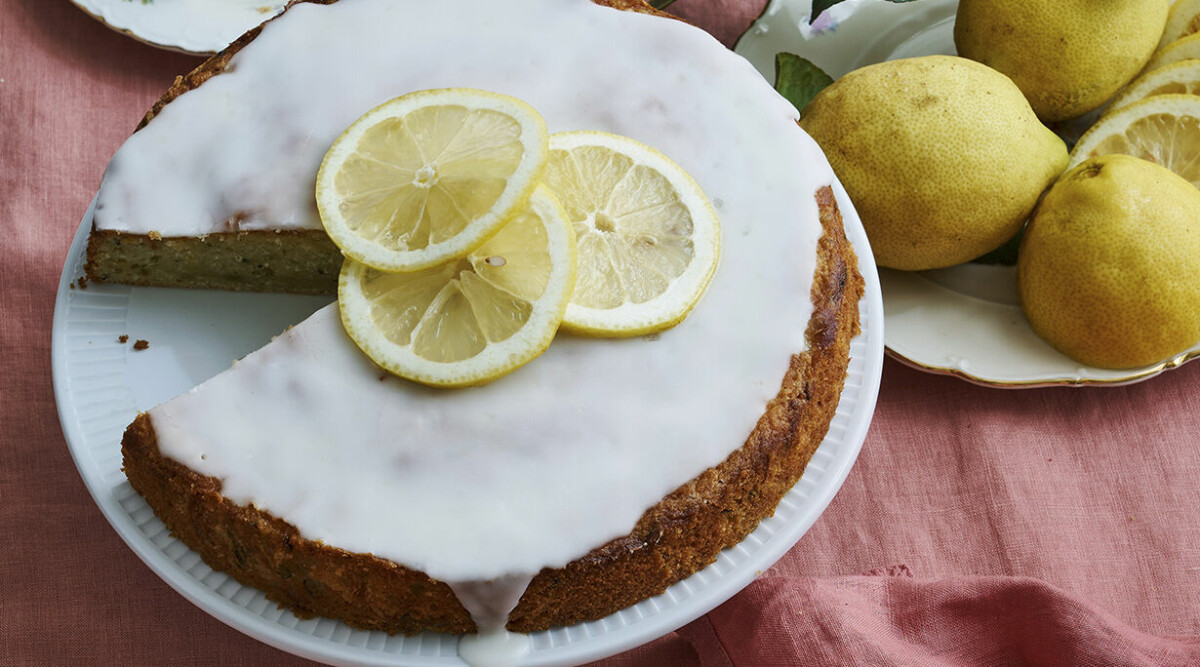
[1019,154,1200,370]
[955,0,1169,122]
[799,55,1067,271]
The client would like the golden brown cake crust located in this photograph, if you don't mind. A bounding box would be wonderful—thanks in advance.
[121,185,864,634]
[108,0,866,636]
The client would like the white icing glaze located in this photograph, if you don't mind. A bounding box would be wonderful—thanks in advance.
[115,0,837,637]
[448,574,534,632]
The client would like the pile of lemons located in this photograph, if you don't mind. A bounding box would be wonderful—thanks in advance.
[800,0,1200,370]
[316,88,720,387]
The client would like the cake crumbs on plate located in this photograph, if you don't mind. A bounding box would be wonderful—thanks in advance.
[118,335,129,344]
[133,339,150,351]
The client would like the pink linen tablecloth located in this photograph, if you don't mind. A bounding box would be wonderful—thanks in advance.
[4,1,1199,664]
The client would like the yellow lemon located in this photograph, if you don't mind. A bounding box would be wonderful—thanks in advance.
[1019,155,1200,369]
[799,55,1067,271]
[955,0,1169,121]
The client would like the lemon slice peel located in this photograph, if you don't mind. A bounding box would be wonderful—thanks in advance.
[1070,94,1200,188]
[1146,33,1200,73]
[1108,60,1200,113]
[1160,0,1200,50]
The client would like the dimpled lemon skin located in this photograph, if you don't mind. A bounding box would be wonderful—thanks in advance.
[955,0,1169,122]
[799,56,1067,271]
[1019,155,1200,370]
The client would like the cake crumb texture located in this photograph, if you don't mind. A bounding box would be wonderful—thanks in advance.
[86,229,342,295]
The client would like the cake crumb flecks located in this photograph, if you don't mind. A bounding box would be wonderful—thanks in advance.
[119,335,129,344]
[133,339,150,351]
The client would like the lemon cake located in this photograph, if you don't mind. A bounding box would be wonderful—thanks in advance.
[93,0,865,652]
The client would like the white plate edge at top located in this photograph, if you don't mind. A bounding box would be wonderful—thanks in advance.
[734,0,1200,388]
[51,185,884,666]
[69,0,288,55]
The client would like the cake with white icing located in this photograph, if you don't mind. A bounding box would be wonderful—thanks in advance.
[97,0,864,641]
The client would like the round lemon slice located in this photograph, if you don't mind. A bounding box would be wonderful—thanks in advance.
[317,88,549,272]
[1069,94,1200,187]
[1108,60,1200,113]
[338,186,576,388]
[542,131,721,337]
[1160,0,1200,50]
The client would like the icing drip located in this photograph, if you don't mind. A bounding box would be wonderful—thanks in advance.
[451,575,535,667]
[449,574,535,632]
[458,628,531,667]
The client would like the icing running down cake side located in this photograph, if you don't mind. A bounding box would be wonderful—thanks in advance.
[105,0,864,644]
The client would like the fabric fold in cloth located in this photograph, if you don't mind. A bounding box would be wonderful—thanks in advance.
[608,572,1200,666]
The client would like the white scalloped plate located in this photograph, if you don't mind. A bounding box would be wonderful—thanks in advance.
[52,186,884,666]
[735,0,1200,387]
[70,0,287,54]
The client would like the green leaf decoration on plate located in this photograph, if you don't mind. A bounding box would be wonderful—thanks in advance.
[774,53,833,114]
[811,0,921,24]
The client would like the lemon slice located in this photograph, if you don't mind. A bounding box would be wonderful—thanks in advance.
[1160,0,1200,50]
[1069,94,1200,187]
[541,131,720,337]
[338,186,576,388]
[317,88,549,272]
[1108,60,1200,113]
[1146,33,1200,72]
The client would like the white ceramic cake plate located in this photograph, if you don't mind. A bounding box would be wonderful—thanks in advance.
[735,0,1200,387]
[70,0,287,55]
[51,187,884,666]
